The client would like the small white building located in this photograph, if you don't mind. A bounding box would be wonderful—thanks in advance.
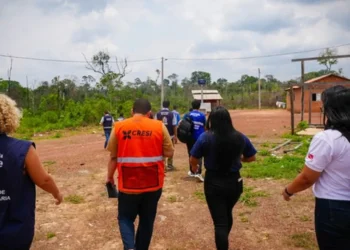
[191,89,223,113]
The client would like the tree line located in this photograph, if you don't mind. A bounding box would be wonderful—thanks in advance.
[0,48,343,136]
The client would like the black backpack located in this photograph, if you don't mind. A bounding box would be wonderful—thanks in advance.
[177,116,193,143]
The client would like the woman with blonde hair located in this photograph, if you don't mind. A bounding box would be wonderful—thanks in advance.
[0,94,63,249]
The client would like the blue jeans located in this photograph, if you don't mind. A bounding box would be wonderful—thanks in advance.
[104,129,111,149]
[315,198,350,250]
[118,189,162,250]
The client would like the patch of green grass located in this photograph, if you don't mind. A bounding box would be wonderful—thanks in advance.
[239,186,268,207]
[46,232,56,239]
[240,216,249,222]
[294,140,311,156]
[168,195,177,203]
[51,132,62,139]
[43,160,56,173]
[43,160,56,166]
[241,155,304,179]
[246,134,257,138]
[299,215,311,222]
[289,232,317,249]
[64,194,85,204]
[16,133,33,140]
[238,211,252,216]
[258,149,270,156]
[261,142,270,148]
[194,191,205,201]
[282,133,312,142]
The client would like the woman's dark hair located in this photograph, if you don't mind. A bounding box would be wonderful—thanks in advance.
[322,85,350,142]
[207,106,245,171]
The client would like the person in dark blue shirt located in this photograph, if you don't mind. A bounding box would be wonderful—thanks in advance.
[190,106,256,250]
[183,100,206,181]
[0,94,62,250]
[100,111,114,149]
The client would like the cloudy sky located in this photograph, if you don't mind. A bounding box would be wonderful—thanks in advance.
[1,0,349,87]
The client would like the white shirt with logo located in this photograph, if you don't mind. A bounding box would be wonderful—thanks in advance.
[305,129,350,201]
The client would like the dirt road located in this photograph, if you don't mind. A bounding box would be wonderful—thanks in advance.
[31,110,316,250]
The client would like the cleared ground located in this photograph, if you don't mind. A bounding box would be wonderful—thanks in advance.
[31,110,317,250]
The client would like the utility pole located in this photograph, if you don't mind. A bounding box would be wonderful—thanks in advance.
[300,60,305,121]
[160,57,168,109]
[7,57,13,96]
[258,68,261,110]
[161,57,164,109]
[26,75,30,109]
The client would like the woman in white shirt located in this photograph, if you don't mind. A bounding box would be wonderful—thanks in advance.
[282,85,350,250]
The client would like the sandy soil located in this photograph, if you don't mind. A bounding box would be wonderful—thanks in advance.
[30,109,317,250]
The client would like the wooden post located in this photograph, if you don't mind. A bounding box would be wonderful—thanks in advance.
[308,85,312,124]
[300,60,305,121]
[289,85,295,135]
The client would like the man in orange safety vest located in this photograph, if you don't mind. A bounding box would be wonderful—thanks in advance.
[106,98,174,250]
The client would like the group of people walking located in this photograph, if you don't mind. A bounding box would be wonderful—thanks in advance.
[1,85,350,250]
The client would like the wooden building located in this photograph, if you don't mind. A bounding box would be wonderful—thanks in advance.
[286,73,350,113]
[191,89,223,112]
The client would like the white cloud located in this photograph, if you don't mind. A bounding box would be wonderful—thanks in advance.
[0,0,349,86]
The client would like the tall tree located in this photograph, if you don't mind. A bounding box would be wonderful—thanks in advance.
[84,51,129,81]
[318,48,338,72]
[190,71,211,85]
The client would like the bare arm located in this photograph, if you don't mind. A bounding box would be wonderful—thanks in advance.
[107,156,118,184]
[106,128,118,184]
[25,146,62,205]
[282,165,321,201]
[241,155,256,162]
[190,156,200,173]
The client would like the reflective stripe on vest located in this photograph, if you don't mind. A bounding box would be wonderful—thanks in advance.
[117,156,163,163]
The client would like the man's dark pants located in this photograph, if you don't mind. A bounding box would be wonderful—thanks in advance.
[186,138,202,174]
[118,189,162,250]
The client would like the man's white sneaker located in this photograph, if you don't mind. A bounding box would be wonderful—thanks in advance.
[194,174,204,182]
[188,171,196,177]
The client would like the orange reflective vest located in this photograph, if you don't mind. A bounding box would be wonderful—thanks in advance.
[114,116,164,193]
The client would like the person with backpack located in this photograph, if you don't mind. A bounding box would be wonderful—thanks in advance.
[100,111,114,149]
[172,105,181,126]
[156,101,177,171]
[190,106,257,250]
[181,100,206,181]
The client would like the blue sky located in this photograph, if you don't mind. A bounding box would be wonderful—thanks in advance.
[0,0,349,87]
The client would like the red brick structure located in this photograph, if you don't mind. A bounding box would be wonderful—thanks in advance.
[286,74,350,113]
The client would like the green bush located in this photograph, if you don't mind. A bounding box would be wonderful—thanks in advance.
[297,121,309,131]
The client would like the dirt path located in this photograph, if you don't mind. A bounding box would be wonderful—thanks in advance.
[31,110,317,250]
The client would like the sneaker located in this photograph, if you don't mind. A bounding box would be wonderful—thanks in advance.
[194,174,204,182]
[167,164,175,171]
[188,171,196,177]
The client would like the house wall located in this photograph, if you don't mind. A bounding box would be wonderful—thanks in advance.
[286,77,350,113]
